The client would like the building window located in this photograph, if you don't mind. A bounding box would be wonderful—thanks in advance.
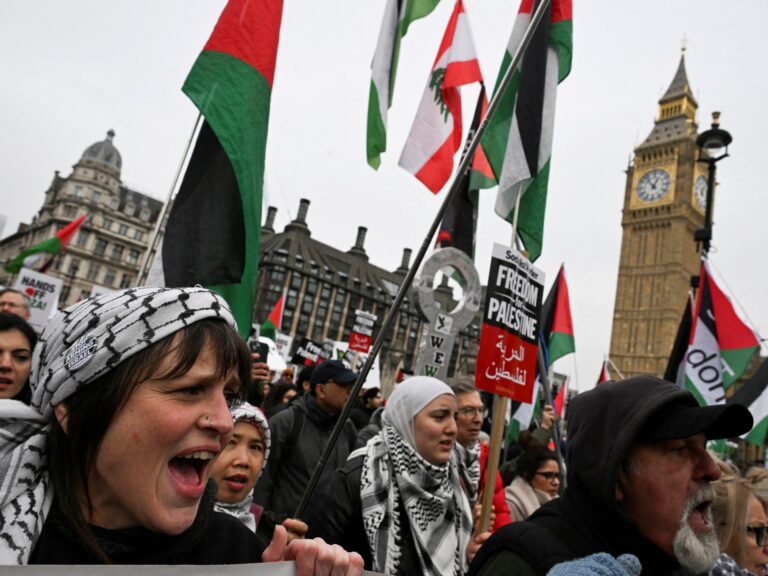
[104,269,117,286]
[74,186,85,197]
[140,207,151,221]
[75,230,89,247]
[94,238,107,256]
[63,204,77,218]
[127,249,140,265]
[103,218,113,231]
[92,190,102,204]
[110,197,119,210]
[86,262,101,281]
[118,224,129,236]
[111,244,124,261]
[67,258,80,276]
[119,274,132,289]
[126,202,136,216]
[133,229,144,241]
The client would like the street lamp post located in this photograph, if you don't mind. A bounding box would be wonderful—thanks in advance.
[695,111,733,256]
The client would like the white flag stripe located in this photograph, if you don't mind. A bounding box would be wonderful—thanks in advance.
[371,0,399,123]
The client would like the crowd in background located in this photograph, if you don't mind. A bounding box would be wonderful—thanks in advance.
[0,285,767,576]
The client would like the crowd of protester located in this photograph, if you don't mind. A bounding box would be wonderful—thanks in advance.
[0,284,765,576]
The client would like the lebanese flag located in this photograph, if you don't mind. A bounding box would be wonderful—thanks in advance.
[540,265,575,365]
[5,214,88,273]
[684,261,759,405]
[261,292,285,341]
[149,0,283,337]
[398,0,483,193]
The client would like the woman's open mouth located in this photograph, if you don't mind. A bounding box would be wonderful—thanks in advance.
[168,450,217,499]
[224,473,249,492]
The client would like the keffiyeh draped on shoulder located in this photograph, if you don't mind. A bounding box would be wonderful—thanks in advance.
[0,286,236,564]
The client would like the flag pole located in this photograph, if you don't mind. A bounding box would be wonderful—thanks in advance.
[607,354,625,380]
[292,0,555,519]
[478,181,522,532]
[135,113,203,286]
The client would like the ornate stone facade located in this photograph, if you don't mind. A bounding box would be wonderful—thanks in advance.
[0,131,163,306]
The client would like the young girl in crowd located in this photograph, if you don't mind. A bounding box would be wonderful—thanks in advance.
[306,376,490,576]
[0,286,362,575]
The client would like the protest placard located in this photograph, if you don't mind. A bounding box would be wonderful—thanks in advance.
[475,244,544,403]
[348,309,377,353]
[13,268,63,332]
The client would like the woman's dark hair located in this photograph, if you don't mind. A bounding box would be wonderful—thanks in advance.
[0,312,37,403]
[262,382,296,416]
[47,318,250,562]
[516,447,559,484]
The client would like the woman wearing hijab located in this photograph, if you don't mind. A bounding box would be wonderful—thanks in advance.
[0,312,37,403]
[211,402,306,542]
[0,286,362,574]
[306,376,489,576]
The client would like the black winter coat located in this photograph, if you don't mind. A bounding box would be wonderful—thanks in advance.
[31,482,266,564]
[253,394,357,518]
[469,377,709,576]
[304,452,421,576]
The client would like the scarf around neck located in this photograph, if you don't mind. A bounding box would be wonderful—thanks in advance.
[0,286,235,564]
[361,423,473,576]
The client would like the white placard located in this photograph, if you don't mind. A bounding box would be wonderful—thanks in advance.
[13,268,63,333]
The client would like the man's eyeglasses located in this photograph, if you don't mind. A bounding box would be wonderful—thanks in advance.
[456,407,488,419]
[534,471,563,482]
[747,525,767,547]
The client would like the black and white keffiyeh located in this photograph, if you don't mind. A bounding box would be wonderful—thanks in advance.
[213,402,271,532]
[0,286,236,564]
[360,377,473,576]
[454,440,481,504]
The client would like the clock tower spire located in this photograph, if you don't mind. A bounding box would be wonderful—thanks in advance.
[608,54,708,377]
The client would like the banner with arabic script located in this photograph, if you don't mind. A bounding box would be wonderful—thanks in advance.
[475,244,544,403]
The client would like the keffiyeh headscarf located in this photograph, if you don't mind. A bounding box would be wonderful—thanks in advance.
[0,286,236,564]
[361,377,473,576]
[213,402,271,532]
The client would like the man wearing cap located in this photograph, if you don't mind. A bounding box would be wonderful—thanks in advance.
[254,359,359,518]
[468,375,753,576]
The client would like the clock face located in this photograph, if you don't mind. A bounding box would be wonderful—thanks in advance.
[694,175,708,211]
[636,169,672,202]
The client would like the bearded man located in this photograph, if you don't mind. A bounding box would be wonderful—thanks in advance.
[468,376,752,575]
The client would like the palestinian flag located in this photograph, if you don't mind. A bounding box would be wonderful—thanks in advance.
[596,358,611,385]
[553,376,568,416]
[398,0,482,193]
[367,0,441,169]
[664,295,694,386]
[684,261,759,405]
[540,264,575,365]
[5,214,87,273]
[156,0,283,338]
[436,86,489,258]
[260,292,285,341]
[484,0,572,261]
[730,357,768,446]
[506,380,541,442]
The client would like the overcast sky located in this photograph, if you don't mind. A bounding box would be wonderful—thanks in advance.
[1,0,766,392]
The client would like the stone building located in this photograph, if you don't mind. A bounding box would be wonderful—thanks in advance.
[254,199,481,390]
[609,54,710,378]
[0,131,163,306]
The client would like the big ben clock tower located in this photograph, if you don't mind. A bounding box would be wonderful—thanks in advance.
[609,52,710,378]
